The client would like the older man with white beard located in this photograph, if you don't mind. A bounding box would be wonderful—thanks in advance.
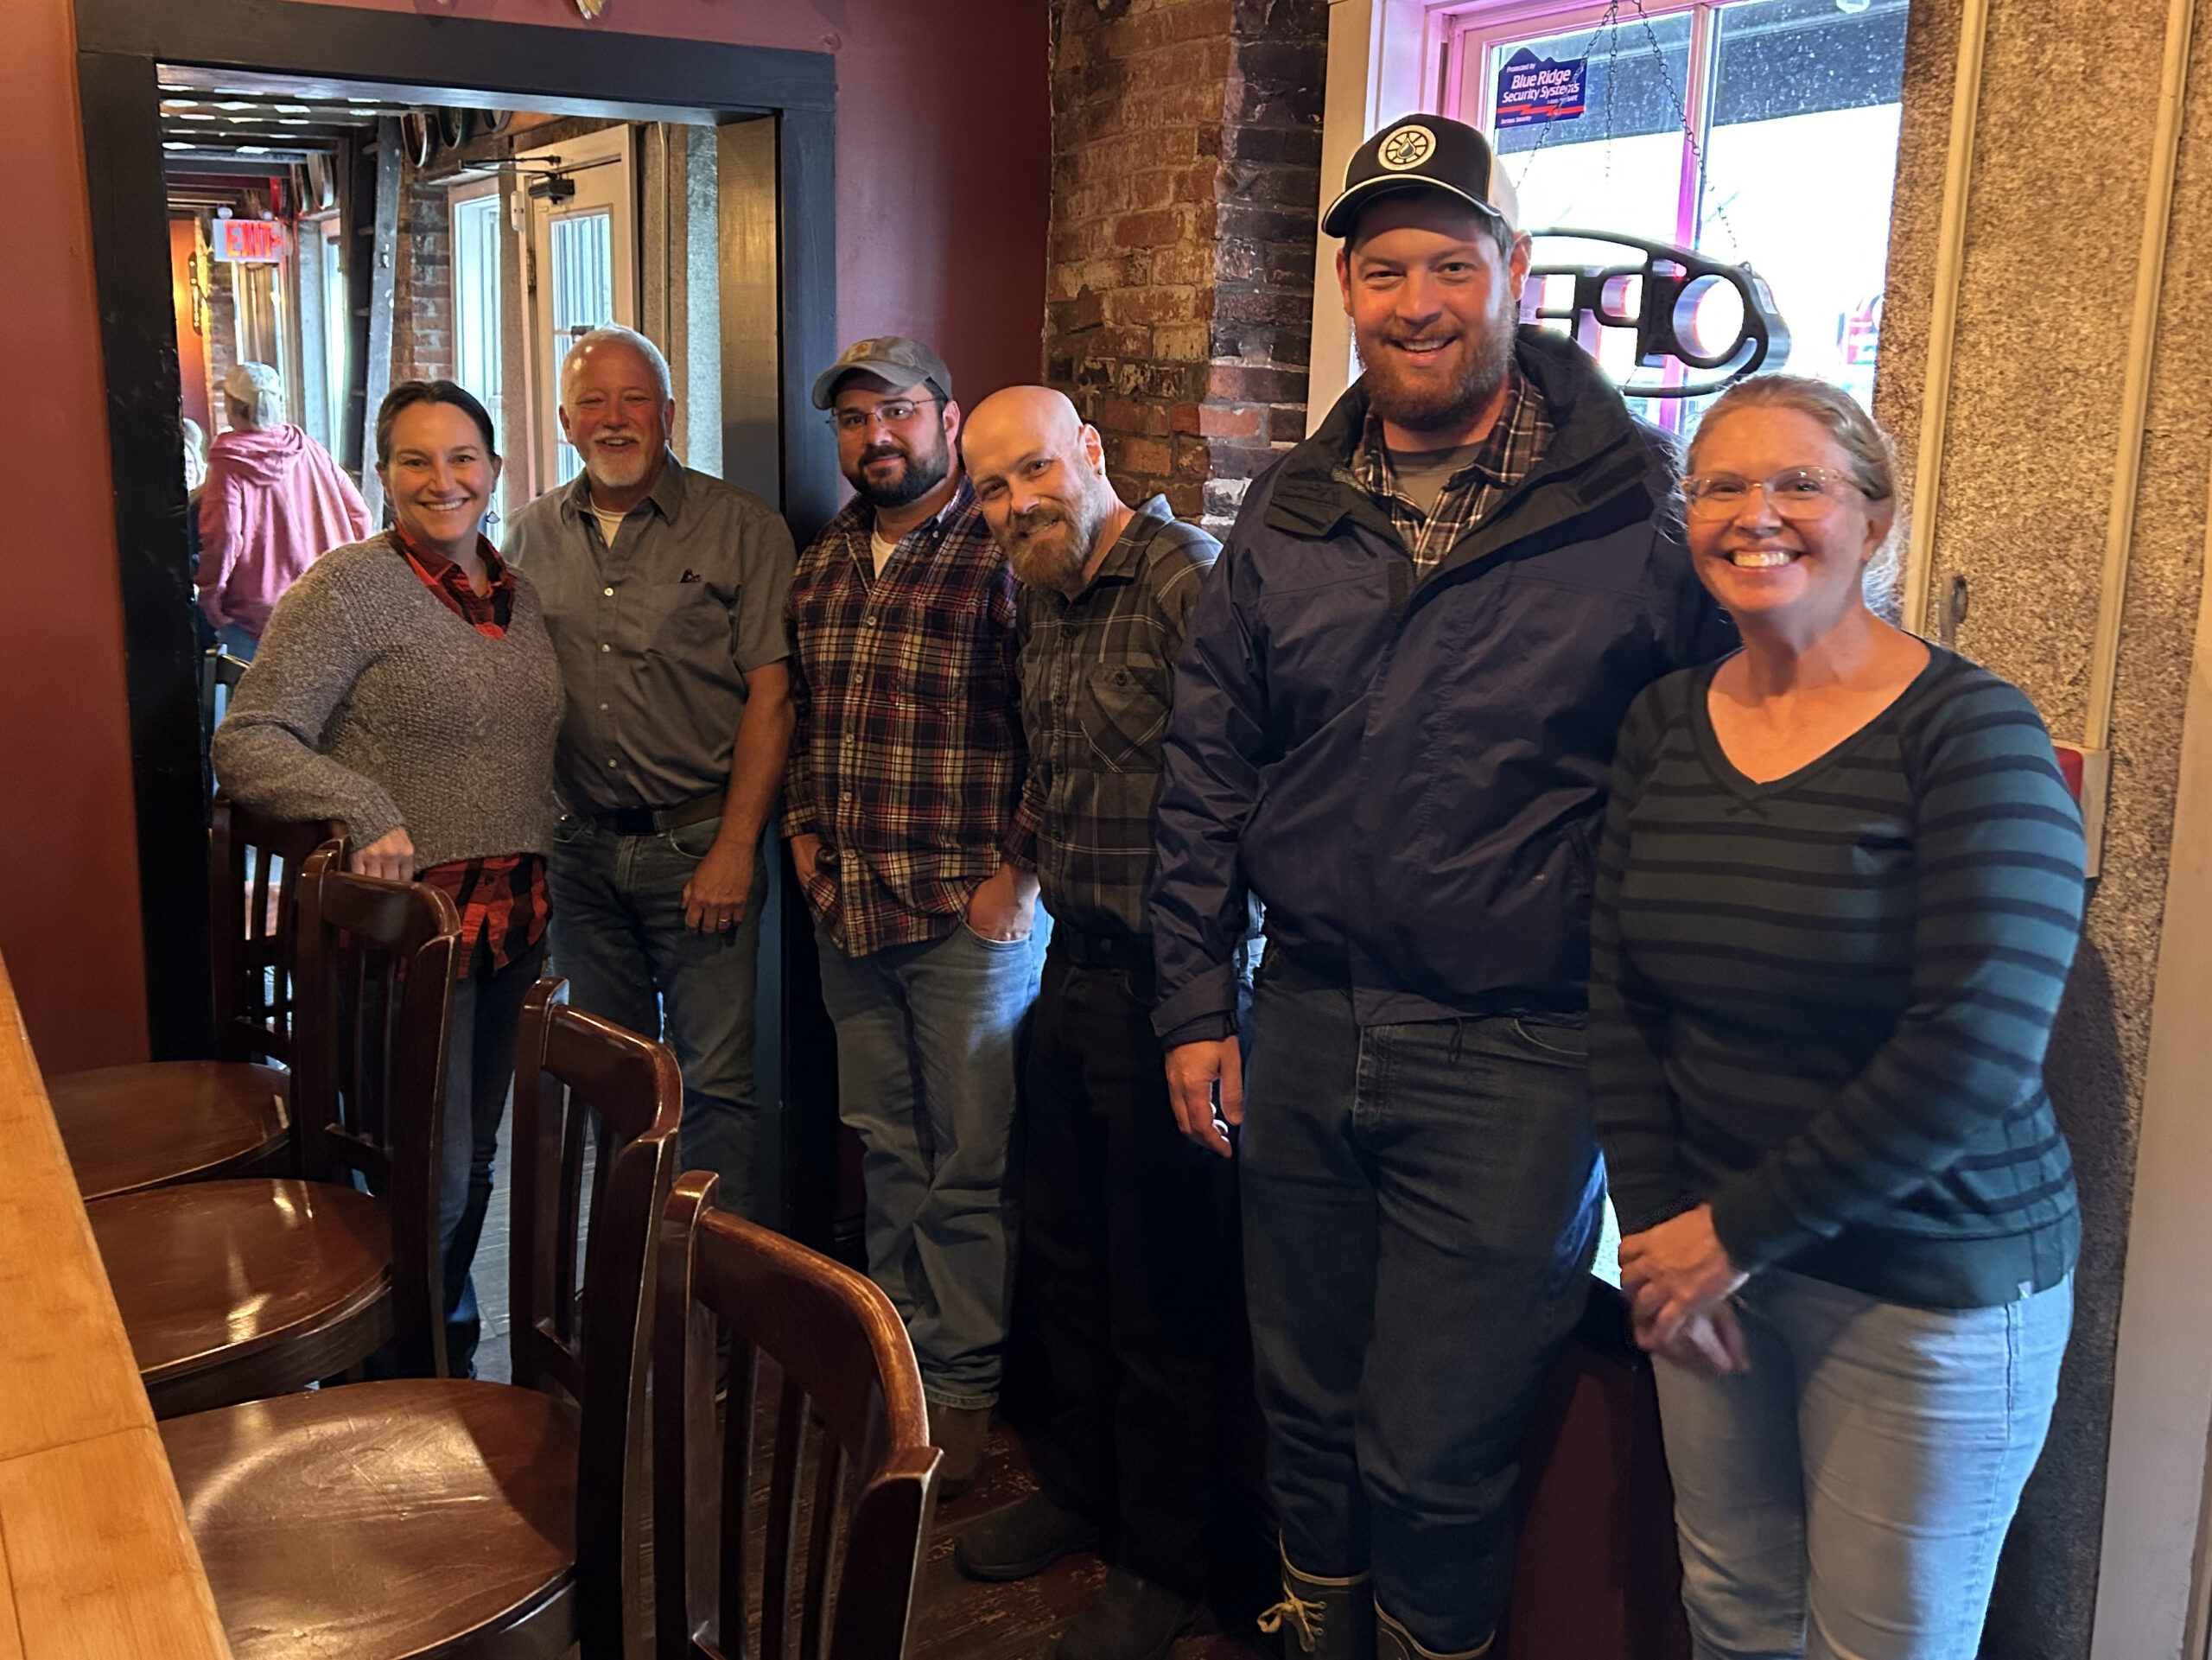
[502,324,796,1219]
[1150,117,1737,1660]
[951,387,1227,1660]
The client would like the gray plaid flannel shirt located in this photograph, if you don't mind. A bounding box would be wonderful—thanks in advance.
[1344,365,1554,574]
[1014,496,1220,940]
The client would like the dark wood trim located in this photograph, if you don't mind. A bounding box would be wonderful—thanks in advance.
[78,48,214,1058]
[74,0,834,117]
[73,0,838,1090]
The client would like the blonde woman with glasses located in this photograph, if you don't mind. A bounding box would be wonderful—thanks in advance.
[1588,375,2085,1659]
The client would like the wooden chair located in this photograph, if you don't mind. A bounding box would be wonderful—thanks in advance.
[87,851,461,1416]
[1502,1278,1693,1660]
[158,980,685,1659]
[50,797,342,1200]
[655,1170,943,1660]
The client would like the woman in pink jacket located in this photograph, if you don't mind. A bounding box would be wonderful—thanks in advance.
[197,361,373,659]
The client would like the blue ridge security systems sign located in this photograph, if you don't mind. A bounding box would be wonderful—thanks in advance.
[1496,50,1586,128]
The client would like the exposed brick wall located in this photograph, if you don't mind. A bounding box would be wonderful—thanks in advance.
[392,162,454,385]
[1045,0,1328,529]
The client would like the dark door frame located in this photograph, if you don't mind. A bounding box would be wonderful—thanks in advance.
[73,0,836,1064]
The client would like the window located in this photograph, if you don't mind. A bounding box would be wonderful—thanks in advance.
[1445,0,1910,430]
[320,220,346,453]
[449,182,505,522]
[545,209,613,487]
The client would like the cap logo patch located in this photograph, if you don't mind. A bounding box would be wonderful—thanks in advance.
[1377,124,1435,171]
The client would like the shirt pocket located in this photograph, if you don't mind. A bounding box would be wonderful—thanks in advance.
[1078,659,1172,773]
[641,582,730,663]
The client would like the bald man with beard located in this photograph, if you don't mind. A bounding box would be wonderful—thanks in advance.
[957,388,1232,1660]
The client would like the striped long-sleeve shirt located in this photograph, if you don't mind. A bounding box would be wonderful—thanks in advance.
[1589,645,2084,1310]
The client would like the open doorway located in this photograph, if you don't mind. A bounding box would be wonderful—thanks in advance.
[77,0,843,1239]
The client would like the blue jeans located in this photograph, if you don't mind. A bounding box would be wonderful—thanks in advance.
[438,938,547,1377]
[1654,1267,2073,1660]
[214,620,259,661]
[1241,966,1603,1652]
[548,814,767,1215]
[814,918,1047,1409]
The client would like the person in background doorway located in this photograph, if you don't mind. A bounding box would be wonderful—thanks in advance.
[784,336,1045,1500]
[1590,376,2083,1660]
[181,417,209,496]
[503,324,797,1219]
[197,360,372,661]
[213,379,562,1377]
[954,386,1227,1660]
[1149,115,1737,1660]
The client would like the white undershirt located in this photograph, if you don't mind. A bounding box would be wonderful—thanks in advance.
[869,526,900,576]
[589,503,628,548]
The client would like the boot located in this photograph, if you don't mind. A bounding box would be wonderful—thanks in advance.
[1376,1605,1495,1660]
[1255,1542,1376,1660]
[931,1404,993,1501]
[954,1490,1100,1581]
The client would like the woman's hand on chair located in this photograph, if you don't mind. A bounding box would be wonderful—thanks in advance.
[355,827,416,882]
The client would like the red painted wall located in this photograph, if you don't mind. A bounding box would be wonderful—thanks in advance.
[2,0,1049,1073]
[0,0,150,1072]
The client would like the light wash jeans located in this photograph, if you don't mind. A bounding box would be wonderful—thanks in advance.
[1240,964,1604,1652]
[548,814,768,1216]
[1654,1265,2074,1660]
[813,917,1047,1410]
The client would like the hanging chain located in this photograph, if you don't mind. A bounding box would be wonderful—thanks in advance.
[1506,0,1745,260]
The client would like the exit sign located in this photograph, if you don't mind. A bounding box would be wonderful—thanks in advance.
[213,219,286,263]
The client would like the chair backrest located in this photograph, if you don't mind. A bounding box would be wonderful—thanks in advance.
[292,849,463,1379]
[508,979,686,1657]
[654,1172,941,1660]
[207,796,346,1065]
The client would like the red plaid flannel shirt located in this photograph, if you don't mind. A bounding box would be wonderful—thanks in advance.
[391,528,550,969]
[783,479,1037,957]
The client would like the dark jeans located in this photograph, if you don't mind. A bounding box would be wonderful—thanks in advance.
[1241,966,1602,1652]
[1021,947,1233,1598]
[548,813,766,1216]
[440,937,548,1377]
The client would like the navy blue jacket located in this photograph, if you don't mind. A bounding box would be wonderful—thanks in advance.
[1150,329,1736,1044]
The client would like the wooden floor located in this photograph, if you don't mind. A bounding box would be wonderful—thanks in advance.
[919,1429,1266,1660]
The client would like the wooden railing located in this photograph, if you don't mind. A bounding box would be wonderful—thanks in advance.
[0,952,229,1656]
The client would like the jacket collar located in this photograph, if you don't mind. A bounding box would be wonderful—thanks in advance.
[1265,328,1659,552]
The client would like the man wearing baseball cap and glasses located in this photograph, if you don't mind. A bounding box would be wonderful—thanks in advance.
[782,337,1046,1499]
[1149,116,1735,1658]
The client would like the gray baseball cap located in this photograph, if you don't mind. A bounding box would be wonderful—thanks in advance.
[810,335,952,410]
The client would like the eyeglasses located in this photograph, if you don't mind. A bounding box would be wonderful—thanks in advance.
[1680,467,1869,521]
[830,398,941,435]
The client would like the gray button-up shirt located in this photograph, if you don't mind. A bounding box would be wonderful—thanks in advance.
[503,453,795,813]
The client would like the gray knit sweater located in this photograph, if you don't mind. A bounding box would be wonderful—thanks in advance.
[213,535,563,868]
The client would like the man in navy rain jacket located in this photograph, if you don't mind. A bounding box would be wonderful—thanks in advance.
[1150,115,1734,1660]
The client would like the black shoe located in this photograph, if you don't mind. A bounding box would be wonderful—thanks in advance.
[954,1491,1101,1582]
[1056,1569,1199,1660]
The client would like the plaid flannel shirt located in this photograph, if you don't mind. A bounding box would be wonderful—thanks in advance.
[783,478,1035,958]
[1014,497,1218,939]
[1345,364,1554,574]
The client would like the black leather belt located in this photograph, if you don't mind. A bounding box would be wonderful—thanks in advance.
[586,792,724,836]
[1051,927,1155,973]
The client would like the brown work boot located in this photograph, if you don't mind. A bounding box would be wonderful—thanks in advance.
[1376,1606,1494,1660]
[931,1402,993,1500]
[1257,1543,1375,1660]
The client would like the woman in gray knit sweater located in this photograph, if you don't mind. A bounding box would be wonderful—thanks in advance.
[213,380,563,1377]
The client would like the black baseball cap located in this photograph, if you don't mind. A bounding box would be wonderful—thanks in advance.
[1321,115,1519,241]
